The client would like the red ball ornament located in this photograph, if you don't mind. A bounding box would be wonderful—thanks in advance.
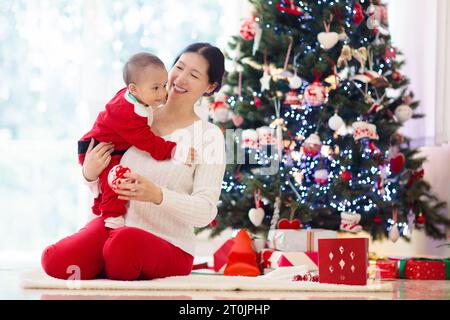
[416,213,426,225]
[391,71,402,82]
[304,81,326,107]
[303,133,322,157]
[353,1,364,25]
[340,171,352,182]
[210,219,218,228]
[253,96,262,108]
[240,17,258,41]
[107,164,132,191]
[385,46,397,61]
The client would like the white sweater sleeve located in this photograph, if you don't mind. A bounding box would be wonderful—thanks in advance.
[82,175,100,197]
[155,130,226,227]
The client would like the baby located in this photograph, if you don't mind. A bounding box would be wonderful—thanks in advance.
[78,52,190,218]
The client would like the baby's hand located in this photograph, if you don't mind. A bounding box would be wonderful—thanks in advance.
[186,147,197,167]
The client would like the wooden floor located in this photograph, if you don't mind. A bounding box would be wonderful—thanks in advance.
[2,267,450,300]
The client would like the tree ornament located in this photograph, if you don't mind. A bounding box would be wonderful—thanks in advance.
[394,104,413,123]
[328,112,345,131]
[239,16,258,41]
[391,70,403,82]
[352,121,379,140]
[108,164,132,191]
[260,65,271,92]
[257,126,276,146]
[407,208,415,234]
[209,99,231,123]
[304,81,326,106]
[209,219,217,228]
[351,47,368,73]
[284,90,301,108]
[337,45,352,68]
[314,167,329,185]
[384,46,397,61]
[407,168,424,188]
[317,15,339,51]
[303,133,322,157]
[277,202,302,229]
[389,153,405,175]
[389,207,400,243]
[242,129,258,149]
[270,196,281,229]
[288,74,303,90]
[248,189,265,227]
[253,96,262,108]
[276,0,302,16]
[293,170,304,185]
[338,27,349,42]
[416,212,426,227]
[252,19,263,55]
[231,114,244,127]
[339,170,352,182]
[353,1,364,25]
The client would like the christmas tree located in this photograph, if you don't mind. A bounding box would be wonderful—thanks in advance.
[203,0,450,241]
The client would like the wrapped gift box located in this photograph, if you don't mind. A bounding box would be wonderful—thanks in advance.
[267,229,337,252]
[368,259,399,279]
[399,258,450,280]
[318,237,369,286]
[269,251,319,271]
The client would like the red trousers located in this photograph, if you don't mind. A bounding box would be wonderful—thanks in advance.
[78,154,127,217]
[41,214,194,280]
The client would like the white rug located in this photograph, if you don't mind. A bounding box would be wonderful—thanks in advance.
[20,269,392,292]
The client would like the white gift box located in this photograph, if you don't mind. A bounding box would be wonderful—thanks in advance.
[267,229,337,252]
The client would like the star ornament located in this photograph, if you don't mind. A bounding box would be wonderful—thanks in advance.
[260,71,271,92]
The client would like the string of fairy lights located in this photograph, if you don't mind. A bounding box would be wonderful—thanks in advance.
[220,0,411,233]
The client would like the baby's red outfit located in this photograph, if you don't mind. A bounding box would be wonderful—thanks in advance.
[78,87,176,217]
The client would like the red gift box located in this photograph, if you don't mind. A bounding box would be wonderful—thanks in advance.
[375,259,399,279]
[318,238,369,286]
[399,258,450,280]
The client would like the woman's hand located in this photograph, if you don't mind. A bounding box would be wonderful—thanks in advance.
[82,138,115,182]
[115,172,163,204]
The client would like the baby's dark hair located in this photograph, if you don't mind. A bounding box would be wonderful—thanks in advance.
[173,43,225,96]
[123,52,165,86]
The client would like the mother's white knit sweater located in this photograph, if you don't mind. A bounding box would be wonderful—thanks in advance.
[86,120,226,256]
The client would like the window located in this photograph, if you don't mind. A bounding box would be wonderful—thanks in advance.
[0,0,243,257]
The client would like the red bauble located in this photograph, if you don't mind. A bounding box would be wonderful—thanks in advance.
[353,1,364,25]
[392,71,402,82]
[416,214,426,225]
[253,96,262,108]
[107,164,132,191]
[340,171,352,182]
[210,219,217,228]
[277,218,302,229]
[385,46,397,61]
[240,17,258,41]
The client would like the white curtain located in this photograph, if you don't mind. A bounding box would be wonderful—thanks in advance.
[388,0,449,145]
[435,0,450,145]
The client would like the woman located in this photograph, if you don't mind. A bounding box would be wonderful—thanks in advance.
[41,43,226,281]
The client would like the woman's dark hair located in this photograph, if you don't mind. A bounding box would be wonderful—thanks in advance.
[173,43,225,96]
